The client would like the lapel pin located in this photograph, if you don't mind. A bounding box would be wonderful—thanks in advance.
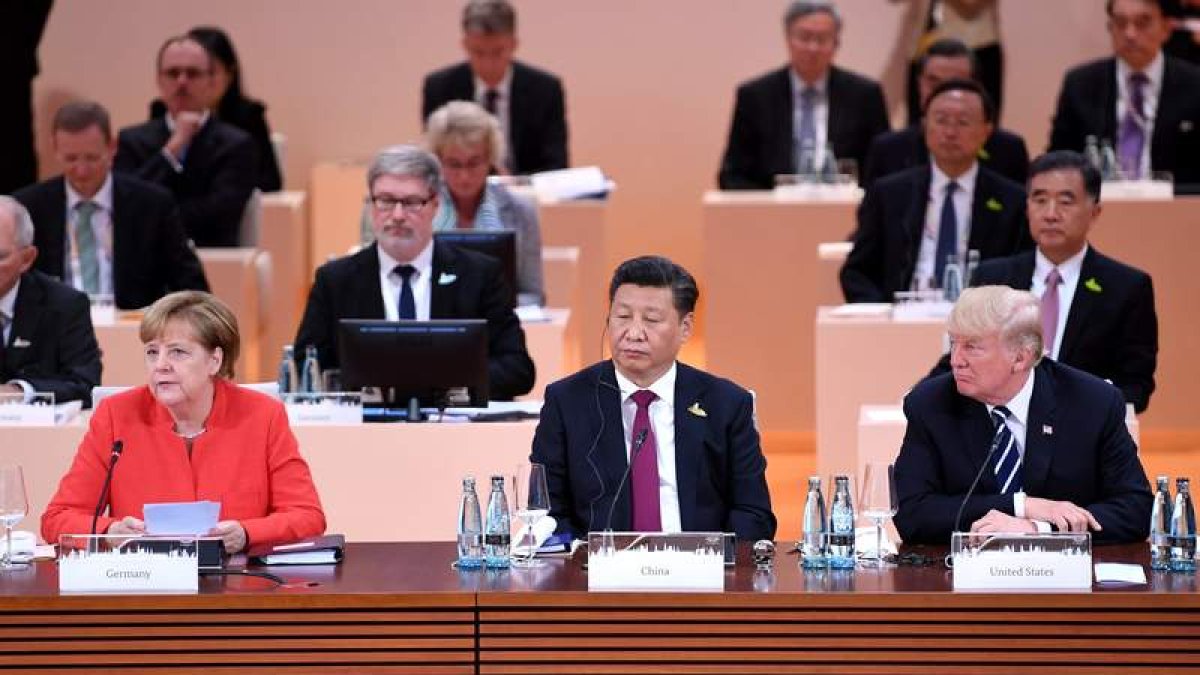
[1042,424,1053,435]
[11,337,31,348]
[688,402,707,418]
[1084,277,1102,293]
[437,272,457,285]
[985,197,1003,212]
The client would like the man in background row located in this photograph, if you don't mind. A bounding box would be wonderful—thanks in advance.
[423,0,569,175]
[15,101,208,310]
[115,35,258,247]
[0,1,52,194]
[719,0,889,189]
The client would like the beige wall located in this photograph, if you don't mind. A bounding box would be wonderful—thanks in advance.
[34,0,1110,350]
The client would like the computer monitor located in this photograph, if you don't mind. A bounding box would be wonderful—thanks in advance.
[434,230,518,307]
[337,319,489,414]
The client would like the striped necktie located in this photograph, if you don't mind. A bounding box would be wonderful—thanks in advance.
[75,200,101,294]
[989,405,1023,495]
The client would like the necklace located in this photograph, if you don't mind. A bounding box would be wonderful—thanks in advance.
[174,426,206,440]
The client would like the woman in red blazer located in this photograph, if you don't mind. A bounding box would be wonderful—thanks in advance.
[41,291,325,552]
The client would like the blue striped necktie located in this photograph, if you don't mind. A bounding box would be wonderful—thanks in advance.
[989,405,1023,495]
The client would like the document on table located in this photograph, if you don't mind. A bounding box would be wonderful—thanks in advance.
[1094,563,1147,584]
[144,501,221,536]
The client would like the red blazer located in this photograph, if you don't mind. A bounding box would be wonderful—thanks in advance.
[41,379,326,548]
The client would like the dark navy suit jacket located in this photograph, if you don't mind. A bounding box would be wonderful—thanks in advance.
[894,359,1152,545]
[531,360,776,541]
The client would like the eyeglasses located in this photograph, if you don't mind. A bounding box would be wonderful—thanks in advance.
[160,67,211,81]
[368,194,435,213]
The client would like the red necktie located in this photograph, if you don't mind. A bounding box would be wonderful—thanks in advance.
[628,389,662,531]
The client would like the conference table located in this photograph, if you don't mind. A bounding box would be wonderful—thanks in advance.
[1,542,1194,672]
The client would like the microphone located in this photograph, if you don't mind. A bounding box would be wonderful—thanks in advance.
[952,425,1003,534]
[602,428,649,532]
[91,440,124,535]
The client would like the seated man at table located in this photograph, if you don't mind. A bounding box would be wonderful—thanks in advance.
[0,196,101,406]
[840,79,1031,303]
[927,151,1158,413]
[293,144,534,400]
[531,256,776,540]
[861,38,1029,188]
[15,100,209,310]
[894,286,1152,545]
[717,0,889,189]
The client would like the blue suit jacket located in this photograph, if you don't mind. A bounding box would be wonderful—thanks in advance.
[894,359,1152,545]
[531,361,776,541]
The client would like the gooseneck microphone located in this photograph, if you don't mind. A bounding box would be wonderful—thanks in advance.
[602,428,649,532]
[952,426,1003,534]
[91,440,124,535]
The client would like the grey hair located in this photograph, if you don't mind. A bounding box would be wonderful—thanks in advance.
[366,144,443,196]
[462,0,516,34]
[0,196,35,248]
[783,0,843,33]
[948,286,1044,363]
[425,101,506,166]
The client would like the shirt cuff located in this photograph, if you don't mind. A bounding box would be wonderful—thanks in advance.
[1013,491,1026,518]
[7,379,34,402]
[1032,520,1053,533]
[160,147,184,173]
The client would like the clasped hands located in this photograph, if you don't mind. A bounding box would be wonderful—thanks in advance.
[970,497,1101,535]
[108,516,248,553]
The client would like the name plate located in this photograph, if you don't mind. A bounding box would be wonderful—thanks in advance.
[284,393,363,425]
[1101,179,1173,201]
[58,535,199,593]
[773,182,862,202]
[952,532,1092,591]
[587,531,725,591]
[0,393,55,426]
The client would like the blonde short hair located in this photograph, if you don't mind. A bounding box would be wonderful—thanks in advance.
[948,286,1043,361]
[425,101,505,167]
[140,291,240,379]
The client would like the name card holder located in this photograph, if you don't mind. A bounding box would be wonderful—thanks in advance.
[58,534,200,593]
[284,392,363,425]
[0,392,55,426]
[951,532,1092,591]
[587,531,726,591]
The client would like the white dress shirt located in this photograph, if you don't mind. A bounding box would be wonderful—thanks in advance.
[613,362,682,533]
[64,173,115,296]
[474,68,514,172]
[377,241,434,321]
[1116,52,1164,178]
[914,162,978,289]
[1031,245,1087,360]
[789,69,830,168]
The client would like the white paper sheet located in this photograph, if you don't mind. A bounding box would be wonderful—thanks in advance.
[144,501,220,536]
[1094,562,1147,584]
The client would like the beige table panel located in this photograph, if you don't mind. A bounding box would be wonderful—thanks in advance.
[815,308,945,480]
[95,320,143,386]
[198,248,267,383]
[703,191,856,432]
[521,309,571,401]
[259,191,309,381]
[8,419,536,543]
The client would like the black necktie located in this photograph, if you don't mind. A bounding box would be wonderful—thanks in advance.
[0,312,9,375]
[483,89,500,115]
[395,265,417,320]
[934,181,959,283]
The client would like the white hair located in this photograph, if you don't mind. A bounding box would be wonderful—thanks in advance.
[948,285,1044,361]
[0,196,35,248]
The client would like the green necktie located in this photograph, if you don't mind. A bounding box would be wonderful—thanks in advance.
[75,200,100,294]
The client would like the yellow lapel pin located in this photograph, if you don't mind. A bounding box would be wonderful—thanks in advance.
[688,402,707,418]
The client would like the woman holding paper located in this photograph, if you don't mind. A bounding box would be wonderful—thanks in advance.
[41,291,325,552]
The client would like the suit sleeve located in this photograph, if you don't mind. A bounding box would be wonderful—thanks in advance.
[41,400,119,542]
[857,83,891,180]
[538,77,569,171]
[839,185,889,303]
[1114,272,1158,413]
[723,389,777,541]
[238,403,327,548]
[155,200,210,294]
[19,290,101,406]
[893,393,1013,544]
[1085,387,1152,543]
[511,193,546,306]
[177,133,257,247]
[1048,71,1083,152]
[530,384,578,535]
[480,260,535,399]
[718,85,766,190]
[115,130,177,186]
[245,104,282,192]
[420,74,440,126]
[293,265,339,370]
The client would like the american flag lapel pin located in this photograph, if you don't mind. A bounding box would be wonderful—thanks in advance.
[1042,425,1053,436]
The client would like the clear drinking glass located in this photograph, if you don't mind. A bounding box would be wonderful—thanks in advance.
[859,462,898,567]
[0,466,29,570]
[510,463,550,568]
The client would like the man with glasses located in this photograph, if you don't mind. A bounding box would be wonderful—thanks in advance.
[718,0,889,189]
[294,145,534,400]
[841,79,1031,303]
[1050,0,1200,194]
[114,35,257,247]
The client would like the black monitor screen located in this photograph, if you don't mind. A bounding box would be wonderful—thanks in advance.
[434,230,517,307]
[337,319,489,408]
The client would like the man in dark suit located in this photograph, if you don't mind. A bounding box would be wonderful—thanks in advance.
[15,101,208,310]
[718,1,889,189]
[929,151,1158,413]
[841,79,1031,303]
[1049,0,1200,194]
[863,38,1029,187]
[0,0,52,194]
[531,256,776,541]
[894,286,1152,544]
[294,145,534,400]
[114,35,257,247]
[422,0,567,175]
[0,197,101,406]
